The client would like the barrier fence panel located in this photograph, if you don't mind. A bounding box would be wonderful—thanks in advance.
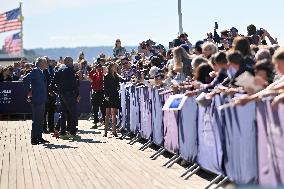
[124,84,132,130]
[129,85,140,133]
[119,85,284,186]
[77,80,91,114]
[0,81,91,115]
[178,96,198,162]
[151,88,164,146]
[256,100,284,186]
[120,83,126,128]
[223,94,257,184]
[139,86,153,140]
[197,96,224,175]
[163,92,180,154]
[0,81,31,114]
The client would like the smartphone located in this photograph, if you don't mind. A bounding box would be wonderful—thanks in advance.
[169,42,174,49]
[214,22,219,30]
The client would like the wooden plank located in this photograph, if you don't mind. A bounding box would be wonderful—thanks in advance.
[35,135,60,189]
[79,120,205,189]
[32,144,52,189]
[15,121,26,189]
[79,122,167,187]
[0,120,210,189]
[68,147,107,189]
[24,121,44,189]
[0,122,7,180]
[43,133,88,189]
[55,141,96,189]
[78,121,163,188]
[73,140,121,189]
[37,136,69,189]
[41,135,78,189]
[8,124,17,189]
[78,131,151,189]
[20,121,34,189]
[0,123,12,189]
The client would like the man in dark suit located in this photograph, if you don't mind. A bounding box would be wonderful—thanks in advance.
[43,57,56,133]
[23,57,50,145]
[54,57,80,140]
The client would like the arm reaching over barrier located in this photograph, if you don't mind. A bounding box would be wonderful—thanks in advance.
[272,92,284,109]
[234,48,284,106]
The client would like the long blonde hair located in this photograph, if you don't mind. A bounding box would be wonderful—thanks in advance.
[173,46,190,72]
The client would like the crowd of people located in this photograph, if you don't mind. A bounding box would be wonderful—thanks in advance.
[1,23,284,145]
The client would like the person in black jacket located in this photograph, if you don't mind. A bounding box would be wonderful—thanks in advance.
[103,62,120,137]
[54,57,80,139]
[43,57,56,133]
[223,50,254,87]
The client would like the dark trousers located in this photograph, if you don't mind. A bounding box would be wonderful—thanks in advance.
[92,91,106,123]
[60,92,78,135]
[58,110,71,135]
[43,95,56,132]
[31,103,45,140]
[54,96,71,133]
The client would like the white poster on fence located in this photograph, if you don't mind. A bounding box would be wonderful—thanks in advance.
[162,94,188,111]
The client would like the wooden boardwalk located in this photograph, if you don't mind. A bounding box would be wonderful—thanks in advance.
[0,120,212,189]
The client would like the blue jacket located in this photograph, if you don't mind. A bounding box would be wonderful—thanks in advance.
[23,67,47,104]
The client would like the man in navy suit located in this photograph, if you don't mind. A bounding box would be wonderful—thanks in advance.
[23,57,50,145]
[54,57,80,140]
[43,57,56,133]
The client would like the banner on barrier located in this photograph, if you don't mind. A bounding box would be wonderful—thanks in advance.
[129,85,140,133]
[179,96,198,162]
[0,81,31,114]
[119,84,284,186]
[257,101,284,186]
[223,95,257,184]
[151,88,164,146]
[139,86,152,140]
[77,80,92,114]
[197,96,224,175]
[163,92,179,154]
[0,81,91,114]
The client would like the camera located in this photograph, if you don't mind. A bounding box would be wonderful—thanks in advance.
[135,54,142,61]
[256,28,264,36]
[214,22,218,30]
[207,32,213,39]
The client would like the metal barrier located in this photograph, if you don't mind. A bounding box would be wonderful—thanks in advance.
[120,84,284,187]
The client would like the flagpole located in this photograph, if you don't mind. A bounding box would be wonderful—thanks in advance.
[20,2,24,57]
[178,0,183,35]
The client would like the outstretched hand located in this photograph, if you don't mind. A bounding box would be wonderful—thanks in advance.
[233,95,251,106]
[271,93,284,110]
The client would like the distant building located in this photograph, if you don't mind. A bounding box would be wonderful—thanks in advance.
[0,56,21,67]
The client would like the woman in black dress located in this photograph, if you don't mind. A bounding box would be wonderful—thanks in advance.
[104,62,120,137]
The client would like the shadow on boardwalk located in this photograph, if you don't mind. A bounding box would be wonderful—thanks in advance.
[43,143,78,149]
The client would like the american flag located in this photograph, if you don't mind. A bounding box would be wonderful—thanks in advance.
[3,32,22,55]
[0,8,22,33]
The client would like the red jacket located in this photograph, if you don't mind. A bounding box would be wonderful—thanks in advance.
[89,69,104,91]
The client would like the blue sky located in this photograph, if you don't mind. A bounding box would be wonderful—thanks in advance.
[1,0,283,49]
